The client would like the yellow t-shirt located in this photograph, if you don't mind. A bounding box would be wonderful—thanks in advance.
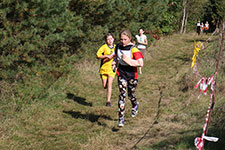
[96,44,116,75]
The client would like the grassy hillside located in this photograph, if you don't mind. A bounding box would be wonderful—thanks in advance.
[0,32,224,150]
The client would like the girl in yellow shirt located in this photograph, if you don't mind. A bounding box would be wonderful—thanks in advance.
[96,33,116,107]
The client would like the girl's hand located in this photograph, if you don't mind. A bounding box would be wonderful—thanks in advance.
[122,54,143,67]
[103,54,115,63]
[103,55,111,63]
[103,58,109,63]
[112,64,116,72]
[112,61,116,65]
[121,54,127,60]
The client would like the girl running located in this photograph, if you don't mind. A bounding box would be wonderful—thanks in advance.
[135,28,148,74]
[200,22,205,33]
[196,19,201,35]
[96,33,116,107]
[205,21,209,34]
[115,29,144,127]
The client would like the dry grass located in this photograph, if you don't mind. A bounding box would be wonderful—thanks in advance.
[0,32,224,150]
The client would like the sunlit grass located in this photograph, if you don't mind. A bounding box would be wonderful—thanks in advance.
[0,32,224,150]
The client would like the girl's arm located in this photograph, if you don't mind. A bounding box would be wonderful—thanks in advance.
[102,54,115,63]
[136,36,148,46]
[143,37,148,46]
[97,55,111,60]
[122,54,143,67]
[96,46,114,62]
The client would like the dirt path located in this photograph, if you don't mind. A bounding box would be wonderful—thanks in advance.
[114,33,196,150]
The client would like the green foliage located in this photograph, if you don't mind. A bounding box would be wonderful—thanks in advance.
[184,0,225,31]
[206,0,225,26]
[67,0,182,58]
[0,0,83,70]
[0,1,84,112]
[214,0,225,21]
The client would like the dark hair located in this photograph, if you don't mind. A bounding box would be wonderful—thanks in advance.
[138,28,145,32]
[104,33,114,42]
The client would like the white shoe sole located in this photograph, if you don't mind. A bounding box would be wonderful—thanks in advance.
[131,111,138,117]
[118,124,124,127]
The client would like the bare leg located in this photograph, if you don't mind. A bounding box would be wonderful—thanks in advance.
[139,48,145,75]
[102,78,107,89]
[139,67,142,74]
[107,76,114,103]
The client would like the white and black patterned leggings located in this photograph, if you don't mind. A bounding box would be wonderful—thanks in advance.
[118,76,138,118]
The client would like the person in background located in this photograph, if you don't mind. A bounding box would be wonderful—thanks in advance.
[96,33,116,107]
[205,21,209,34]
[135,28,148,74]
[196,19,201,35]
[200,22,205,33]
[115,29,144,127]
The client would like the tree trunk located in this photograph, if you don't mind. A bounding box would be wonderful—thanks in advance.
[180,5,186,33]
[184,11,188,33]
[180,0,188,34]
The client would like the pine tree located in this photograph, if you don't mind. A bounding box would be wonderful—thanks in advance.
[0,0,83,71]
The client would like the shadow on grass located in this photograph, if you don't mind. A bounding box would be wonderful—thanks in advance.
[175,55,191,63]
[185,39,205,43]
[66,93,92,106]
[147,134,196,150]
[112,127,120,132]
[204,126,225,150]
[185,38,217,43]
[130,128,199,150]
[63,110,113,127]
[135,127,225,150]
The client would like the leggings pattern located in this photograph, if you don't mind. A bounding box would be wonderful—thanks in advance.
[118,76,138,118]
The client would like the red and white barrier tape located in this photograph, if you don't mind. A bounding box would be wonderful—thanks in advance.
[194,72,219,150]
[194,75,214,99]
[193,22,224,150]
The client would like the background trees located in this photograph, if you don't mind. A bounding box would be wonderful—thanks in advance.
[1,0,224,70]
[0,0,83,80]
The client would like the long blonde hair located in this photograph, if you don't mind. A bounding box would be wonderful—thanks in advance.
[119,29,132,40]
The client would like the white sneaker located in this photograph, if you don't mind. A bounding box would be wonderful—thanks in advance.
[131,102,139,117]
[118,117,124,127]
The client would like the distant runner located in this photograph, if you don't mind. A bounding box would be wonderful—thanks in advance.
[205,21,210,34]
[197,19,201,35]
[200,22,205,33]
[135,28,148,74]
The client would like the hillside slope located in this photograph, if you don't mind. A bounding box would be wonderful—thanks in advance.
[0,33,224,150]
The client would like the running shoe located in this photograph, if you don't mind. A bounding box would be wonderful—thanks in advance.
[131,102,139,117]
[118,117,124,127]
[106,102,111,107]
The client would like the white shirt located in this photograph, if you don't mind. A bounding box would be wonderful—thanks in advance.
[136,34,147,49]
